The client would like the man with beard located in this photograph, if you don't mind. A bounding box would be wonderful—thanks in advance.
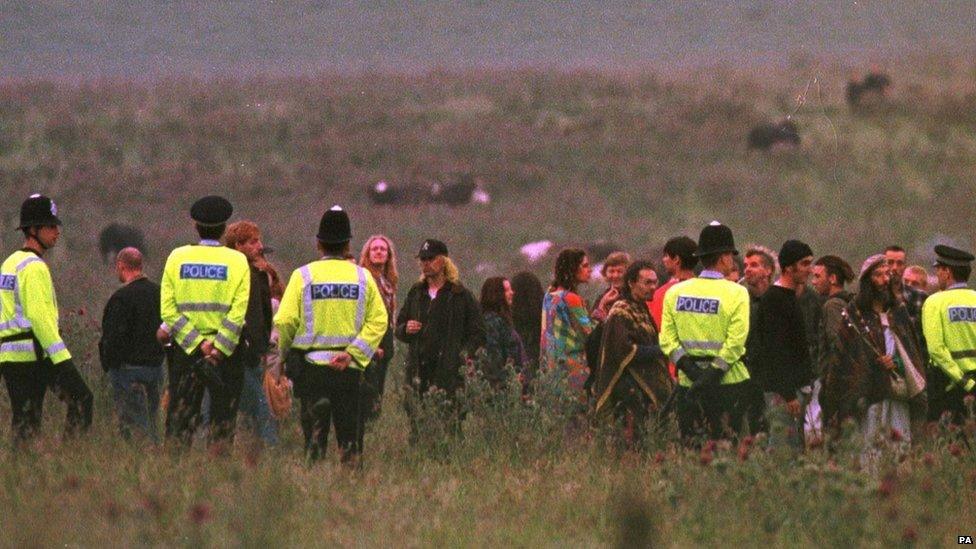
[822,255,926,463]
[886,245,928,327]
[754,240,816,448]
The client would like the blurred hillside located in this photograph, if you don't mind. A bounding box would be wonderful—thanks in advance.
[1,61,976,321]
[3,1,976,78]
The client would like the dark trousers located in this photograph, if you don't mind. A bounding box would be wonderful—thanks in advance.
[164,347,244,446]
[109,363,164,442]
[676,380,753,443]
[362,330,394,422]
[287,351,364,462]
[2,359,93,442]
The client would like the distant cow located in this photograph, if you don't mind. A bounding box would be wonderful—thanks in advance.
[747,119,800,150]
[428,177,477,206]
[846,71,892,108]
[99,223,145,263]
[366,180,426,205]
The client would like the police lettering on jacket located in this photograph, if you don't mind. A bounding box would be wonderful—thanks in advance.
[0,274,14,291]
[180,263,228,281]
[949,306,976,323]
[675,296,720,315]
[310,283,360,300]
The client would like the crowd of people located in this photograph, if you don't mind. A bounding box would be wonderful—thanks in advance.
[2,193,975,470]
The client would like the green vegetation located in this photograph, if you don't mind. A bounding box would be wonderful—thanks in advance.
[1,62,976,545]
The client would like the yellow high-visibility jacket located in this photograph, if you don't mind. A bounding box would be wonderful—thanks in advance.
[274,257,388,370]
[659,271,751,388]
[0,250,71,364]
[922,283,976,392]
[160,240,250,356]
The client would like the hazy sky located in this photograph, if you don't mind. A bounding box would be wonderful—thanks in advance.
[3,1,975,78]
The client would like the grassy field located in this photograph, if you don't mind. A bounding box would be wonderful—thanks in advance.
[1,59,976,545]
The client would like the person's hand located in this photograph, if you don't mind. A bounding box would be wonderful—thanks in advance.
[200,339,215,358]
[599,287,620,311]
[406,320,423,334]
[877,354,895,371]
[330,352,352,371]
[375,348,385,359]
[156,327,171,345]
[785,398,802,418]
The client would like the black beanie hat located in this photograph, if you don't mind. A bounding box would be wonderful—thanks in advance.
[779,240,814,269]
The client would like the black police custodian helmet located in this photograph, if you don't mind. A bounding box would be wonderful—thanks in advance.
[317,205,352,244]
[190,195,233,226]
[18,193,62,230]
[694,221,738,257]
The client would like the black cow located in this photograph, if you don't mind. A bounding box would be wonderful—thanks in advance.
[747,119,800,150]
[366,180,427,205]
[846,71,892,108]
[99,223,145,263]
[427,175,477,206]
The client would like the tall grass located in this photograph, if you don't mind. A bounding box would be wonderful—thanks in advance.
[2,61,976,544]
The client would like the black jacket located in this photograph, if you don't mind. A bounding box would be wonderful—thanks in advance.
[395,280,485,393]
[241,264,273,359]
[753,285,815,399]
[99,277,165,371]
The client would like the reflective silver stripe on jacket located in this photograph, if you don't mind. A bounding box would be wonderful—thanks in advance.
[354,266,367,332]
[295,266,315,346]
[177,302,232,313]
[181,329,201,349]
[221,318,242,336]
[305,350,339,364]
[0,342,34,354]
[351,337,374,358]
[171,315,190,335]
[0,256,43,334]
[45,341,67,356]
[214,332,237,353]
[682,340,724,351]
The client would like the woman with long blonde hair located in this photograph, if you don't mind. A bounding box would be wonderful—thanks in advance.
[358,235,399,421]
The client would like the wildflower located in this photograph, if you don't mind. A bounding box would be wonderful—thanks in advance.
[890,428,904,442]
[919,478,933,493]
[699,448,713,466]
[949,442,964,457]
[922,452,936,467]
[104,499,122,521]
[964,394,975,407]
[189,502,212,524]
[653,451,666,464]
[63,475,80,490]
[902,526,918,542]
[77,307,86,316]
[877,473,897,498]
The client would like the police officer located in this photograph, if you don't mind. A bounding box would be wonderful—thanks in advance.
[0,194,93,442]
[161,196,250,446]
[921,244,976,424]
[659,221,753,442]
[275,206,387,463]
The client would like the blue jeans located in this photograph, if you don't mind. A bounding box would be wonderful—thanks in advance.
[239,364,278,445]
[109,364,164,442]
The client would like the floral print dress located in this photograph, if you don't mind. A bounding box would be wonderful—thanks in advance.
[540,289,595,395]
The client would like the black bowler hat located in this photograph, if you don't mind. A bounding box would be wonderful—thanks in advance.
[17,194,62,229]
[694,221,738,257]
[417,239,449,260]
[317,205,352,244]
[190,196,233,226]
[933,244,975,268]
